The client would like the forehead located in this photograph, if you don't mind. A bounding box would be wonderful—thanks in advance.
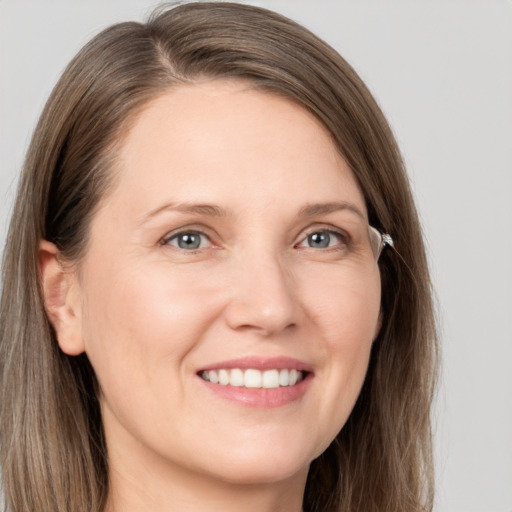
[108,80,366,218]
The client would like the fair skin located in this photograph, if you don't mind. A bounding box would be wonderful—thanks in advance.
[40,80,382,512]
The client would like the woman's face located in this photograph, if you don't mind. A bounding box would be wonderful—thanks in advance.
[65,81,381,488]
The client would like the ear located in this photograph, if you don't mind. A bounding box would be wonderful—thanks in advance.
[39,240,85,355]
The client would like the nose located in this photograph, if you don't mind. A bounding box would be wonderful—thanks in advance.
[223,250,300,337]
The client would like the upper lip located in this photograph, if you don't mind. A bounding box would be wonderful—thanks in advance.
[198,356,314,373]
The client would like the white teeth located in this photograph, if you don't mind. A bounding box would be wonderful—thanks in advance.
[230,368,244,387]
[218,369,229,386]
[262,369,279,388]
[202,368,305,388]
[244,369,262,388]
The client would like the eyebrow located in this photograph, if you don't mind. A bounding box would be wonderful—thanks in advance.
[140,202,229,224]
[298,201,366,220]
[140,200,366,224]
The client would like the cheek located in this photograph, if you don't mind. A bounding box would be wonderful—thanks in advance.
[304,269,380,438]
[327,277,380,382]
[78,260,219,392]
[305,267,381,346]
[77,261,227,446]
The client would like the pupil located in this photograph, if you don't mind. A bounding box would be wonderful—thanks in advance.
[178,233,200,249]
[309,232,329,248]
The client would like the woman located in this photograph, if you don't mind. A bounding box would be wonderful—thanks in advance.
[0,3,438,512]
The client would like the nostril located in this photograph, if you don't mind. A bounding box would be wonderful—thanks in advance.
[233,321,297,335]
[222,264,301,335]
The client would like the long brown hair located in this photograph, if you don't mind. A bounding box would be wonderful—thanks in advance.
[0,3,438,511]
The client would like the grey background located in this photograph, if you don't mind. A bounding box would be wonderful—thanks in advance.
[1,1,511,511]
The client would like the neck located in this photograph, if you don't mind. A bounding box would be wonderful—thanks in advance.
[103,440,308,512]
[105,464,307,512]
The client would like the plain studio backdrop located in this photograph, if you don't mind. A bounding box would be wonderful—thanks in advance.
[0,1,511,511]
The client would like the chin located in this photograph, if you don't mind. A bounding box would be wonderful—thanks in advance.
[199,442,314,486]
[214,462,309,487]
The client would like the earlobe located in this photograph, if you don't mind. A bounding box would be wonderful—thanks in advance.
[39,240,85,355]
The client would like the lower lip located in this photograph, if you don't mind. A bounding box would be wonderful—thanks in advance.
[199,374,312,408]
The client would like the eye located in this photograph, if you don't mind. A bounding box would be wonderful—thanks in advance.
[164,230,210,250]
[297,229,347,250]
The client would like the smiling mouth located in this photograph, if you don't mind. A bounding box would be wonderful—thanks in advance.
[199,368,306,389]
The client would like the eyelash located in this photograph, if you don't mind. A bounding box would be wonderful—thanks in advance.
[160,226,350,252]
